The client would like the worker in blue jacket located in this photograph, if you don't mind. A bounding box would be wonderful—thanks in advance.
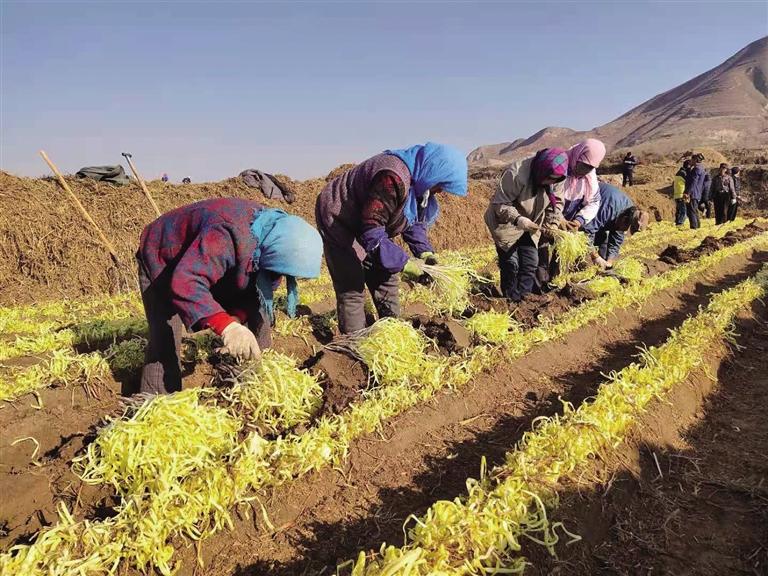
[583,183,650,268]
[684,153,707,229]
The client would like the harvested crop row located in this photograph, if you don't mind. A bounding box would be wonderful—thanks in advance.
[4,232,764,576]
[0,291,143,334]
[344,264,768,576]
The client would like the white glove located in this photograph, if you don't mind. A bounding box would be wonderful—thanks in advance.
[730,198,737,205]
[515,217,540,233]
[221,323,261,360]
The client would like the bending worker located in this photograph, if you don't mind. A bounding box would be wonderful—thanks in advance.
[137,198,322,394]
[315,142,468,333]
[485,148,568,302]
[583,182,650,269]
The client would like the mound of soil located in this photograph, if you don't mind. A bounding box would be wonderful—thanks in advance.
[411,317,472,354]
[471,289,588,330]
[311,350,368,418]
[659,220,768,264]
[0,171,494,304]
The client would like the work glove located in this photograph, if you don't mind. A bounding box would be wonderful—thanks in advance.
[419,252,438,265]
[402,259,426,280]
[515,217,540,233]
[564,220,582,232]
[221,323,261,361]
[731,198,737,205]
[592,255,610,270]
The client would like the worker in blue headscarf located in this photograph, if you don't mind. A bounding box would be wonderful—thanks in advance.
[137,198,322,394]
[315,142,468,333]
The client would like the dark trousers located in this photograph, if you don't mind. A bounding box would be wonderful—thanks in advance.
[496,234,539,302]
[714,194,729,225]
[622,172,634,186]
[675,199,688,225]
[686,200,700,229]
[728,202,738,221]
[592,230,611,260]
[324,242,399,334]
[138,260,271,395]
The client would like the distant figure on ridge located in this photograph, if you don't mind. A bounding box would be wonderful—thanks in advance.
[136,199,322,394]
[161,173,169,182]
[622,152,637,187]
[182,177,191,184]
[315,142,468,334]
[485,148,568,301]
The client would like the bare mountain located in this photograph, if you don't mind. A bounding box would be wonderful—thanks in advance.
[469,36,768,166]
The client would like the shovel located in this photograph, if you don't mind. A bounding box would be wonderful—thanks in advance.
[122,152,162,217]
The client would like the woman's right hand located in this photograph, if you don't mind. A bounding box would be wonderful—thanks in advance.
[515,217,540,233]
[221,323,262,361]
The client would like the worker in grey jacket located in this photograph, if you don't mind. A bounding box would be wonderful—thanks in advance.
[485,148,568,302]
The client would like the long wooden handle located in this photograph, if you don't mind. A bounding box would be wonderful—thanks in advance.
[123,155,162,217]
[39,150,121,263]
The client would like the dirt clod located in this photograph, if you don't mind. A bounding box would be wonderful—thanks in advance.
[312,351,368,417]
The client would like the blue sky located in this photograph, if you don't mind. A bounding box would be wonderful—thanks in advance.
[1,1,766,181]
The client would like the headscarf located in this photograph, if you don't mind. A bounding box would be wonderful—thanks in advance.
[531,147,569,187]
[563,138,606,203]
[386,142,468,226]
[250,208,322,322]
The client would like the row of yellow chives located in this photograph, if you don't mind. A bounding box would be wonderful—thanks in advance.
[345,264,767,575]
[3,230,765,575]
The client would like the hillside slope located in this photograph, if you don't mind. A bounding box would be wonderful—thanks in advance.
[469,36,768,166]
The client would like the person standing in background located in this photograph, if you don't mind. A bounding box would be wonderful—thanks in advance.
[729,166,742,221]
[622,152,637,187]
[161,173,169,183]
[673,159,691,226]
[711,163,736,224]
[683,153,706,229]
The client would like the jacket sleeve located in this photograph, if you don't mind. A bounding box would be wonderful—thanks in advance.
[402,222,435,256]
[492,170,524,224]
[574,188,601,226]
[168,225,236,330]
[358,171,410,273]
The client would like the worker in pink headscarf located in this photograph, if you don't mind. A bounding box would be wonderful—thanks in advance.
[561,139,607,230]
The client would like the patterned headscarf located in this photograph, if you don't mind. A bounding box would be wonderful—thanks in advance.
[531,147,569,187]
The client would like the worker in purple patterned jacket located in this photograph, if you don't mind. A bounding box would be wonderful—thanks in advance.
[136,198,322,394]
[315,142,468,334]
